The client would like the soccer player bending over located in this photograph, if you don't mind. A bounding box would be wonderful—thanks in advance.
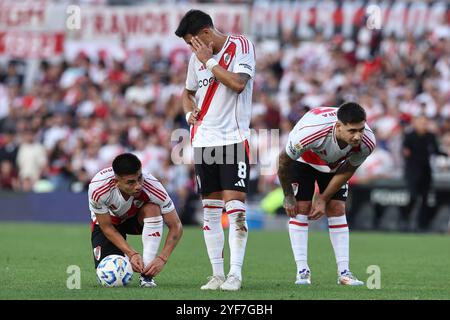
[89,153,183,287]
[175,10,256,291]
[277,103,376,286]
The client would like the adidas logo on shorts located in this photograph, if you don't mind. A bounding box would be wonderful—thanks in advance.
[234,179,246,187]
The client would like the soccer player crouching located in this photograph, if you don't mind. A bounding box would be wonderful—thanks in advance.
[277,103,376,286]
[89,153,183,287]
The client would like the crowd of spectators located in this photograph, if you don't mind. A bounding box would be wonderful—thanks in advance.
[1,23,450,224]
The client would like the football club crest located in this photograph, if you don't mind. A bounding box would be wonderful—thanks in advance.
[223,53,231,66]
[94,246,101,261]
[291,183,299,196]
[133,200,144,208]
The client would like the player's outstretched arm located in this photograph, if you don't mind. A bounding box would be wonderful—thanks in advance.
[278,151,298,217]
[309,161,358,220]
[143,209,183,277]
[95,213,144,273]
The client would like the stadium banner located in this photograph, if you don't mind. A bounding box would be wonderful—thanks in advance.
[0,31,64,58]
[67,4,249,43]
[251,0,449,39]
[0,0,65,32]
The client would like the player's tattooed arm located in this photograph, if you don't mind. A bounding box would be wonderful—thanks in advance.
[278,151,295,196]
[210,69,250,94]
[278,151,298,217]
[238,73,251,85]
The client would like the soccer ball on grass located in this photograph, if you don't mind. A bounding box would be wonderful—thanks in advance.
[96,254,133,287]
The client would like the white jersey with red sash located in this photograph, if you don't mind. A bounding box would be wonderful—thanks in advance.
[186,35,256,148]
[88,167,175,229]
[286,107,376,173]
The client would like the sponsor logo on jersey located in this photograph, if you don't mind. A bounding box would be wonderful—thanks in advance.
[288,141,302,156]
[100,168,113,175]
[239,63,252,71]
[94,246,101,261]
[198,64,206,71]
[163,200,173,209]
[291,183,299,196]
[198,76,216,88]
[288,141,297,156]
[91,200,102,210]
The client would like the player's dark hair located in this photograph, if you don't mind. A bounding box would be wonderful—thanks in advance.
[337,102,366,125]
[175,9,214,38]
[112,153,141,176]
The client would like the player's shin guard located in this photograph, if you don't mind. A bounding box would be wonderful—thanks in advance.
[202,199,225,277]
[142,216,164,267]
[328,215,350,274]
[225,200,248,281]
[288,214,309,272]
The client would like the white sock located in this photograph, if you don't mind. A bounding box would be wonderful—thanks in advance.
[328,215,350,275]
[202,199,225,278]
[142,216,164,267]
[288,214,309,273]
[226,200,248,281]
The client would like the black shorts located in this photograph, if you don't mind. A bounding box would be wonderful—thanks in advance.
[290,161,348,202]
[194,141,250,196]
[91,214,143,268]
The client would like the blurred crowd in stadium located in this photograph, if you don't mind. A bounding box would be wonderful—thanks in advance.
[0,20,450,225]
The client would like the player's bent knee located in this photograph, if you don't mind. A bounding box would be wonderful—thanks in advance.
[223,190,246,203]
[297,201,312,215]
[326,200,346,217]
[139,203,161,218]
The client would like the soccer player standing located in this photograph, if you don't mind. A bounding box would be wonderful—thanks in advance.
[89,153,183,287]
[277,103,376,285]
[175,10,255,291]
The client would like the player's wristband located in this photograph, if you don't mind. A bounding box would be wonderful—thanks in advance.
[128,252,139,260]
[185,111,192,123]
[157,255,167,263]
[206,58,218,71]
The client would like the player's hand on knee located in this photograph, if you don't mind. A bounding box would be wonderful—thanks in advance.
[129,253,144,273]
[309,194,326,220]
[283,195,298,218]
[143,256,166,277]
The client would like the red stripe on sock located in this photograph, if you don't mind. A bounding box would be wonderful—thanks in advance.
[289,221,308,227]
[329,224,348,229]
[203,205,223,209]
[226,209,245,215]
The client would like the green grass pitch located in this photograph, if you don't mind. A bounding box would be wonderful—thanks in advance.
[0,222,449,300]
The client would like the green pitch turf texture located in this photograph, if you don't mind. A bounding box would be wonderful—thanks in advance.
[0,222,449,300]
